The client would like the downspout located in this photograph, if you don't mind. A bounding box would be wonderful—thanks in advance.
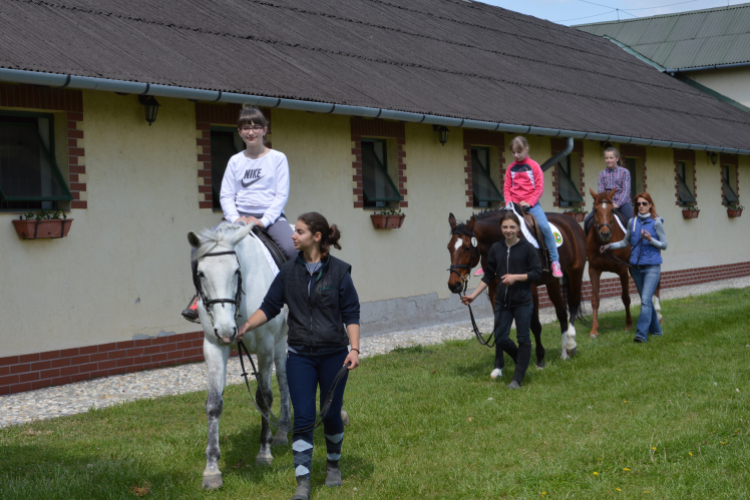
[540,137,574,172]
[1,68,748,155]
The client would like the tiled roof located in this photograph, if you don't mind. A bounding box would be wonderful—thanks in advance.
[575,3,750,69]
[2,0,750,149]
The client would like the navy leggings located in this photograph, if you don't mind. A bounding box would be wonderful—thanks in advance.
[287,348,349,478]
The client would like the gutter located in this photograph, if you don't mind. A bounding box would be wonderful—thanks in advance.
[666,62,750,75]
[1,67,748,155]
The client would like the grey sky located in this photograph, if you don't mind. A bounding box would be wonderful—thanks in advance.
[479,0,741,26]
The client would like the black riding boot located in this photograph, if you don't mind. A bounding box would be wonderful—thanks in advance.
[510,341,532,388]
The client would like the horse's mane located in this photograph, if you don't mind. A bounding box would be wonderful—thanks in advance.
[192,222,247,261]
[451,208,508,236]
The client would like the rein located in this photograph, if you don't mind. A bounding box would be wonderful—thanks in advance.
[237,340,350,433]
[449,230,496,348]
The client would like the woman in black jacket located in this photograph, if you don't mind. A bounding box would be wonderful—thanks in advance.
[462,211,542,389]
[238,212,360,500]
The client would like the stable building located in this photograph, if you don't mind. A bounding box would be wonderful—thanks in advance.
[1,0,749,395]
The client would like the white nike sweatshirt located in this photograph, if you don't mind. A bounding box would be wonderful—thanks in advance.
[219,149,290,227]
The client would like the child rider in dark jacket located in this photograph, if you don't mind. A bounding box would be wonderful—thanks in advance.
[462,211,542,389]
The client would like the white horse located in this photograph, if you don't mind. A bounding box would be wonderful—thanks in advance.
[188,222,291,490]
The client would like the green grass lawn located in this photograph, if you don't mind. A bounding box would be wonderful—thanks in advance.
[1,288,749,499]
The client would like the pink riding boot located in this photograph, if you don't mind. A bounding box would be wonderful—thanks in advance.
[551,261,563,278]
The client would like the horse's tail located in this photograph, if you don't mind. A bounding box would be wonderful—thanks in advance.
[563,272,588,326]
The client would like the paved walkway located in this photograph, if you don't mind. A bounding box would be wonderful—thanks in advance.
[1,276,748,428]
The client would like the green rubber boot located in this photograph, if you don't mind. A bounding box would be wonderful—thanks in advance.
[325,460,342,487]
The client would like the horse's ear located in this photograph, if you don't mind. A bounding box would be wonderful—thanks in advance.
[448,213,457,229]
[608,188,617,200]
[467,216,475,231]
[589,187,597,200]
[230,223,253,246]
[188,231,202,249]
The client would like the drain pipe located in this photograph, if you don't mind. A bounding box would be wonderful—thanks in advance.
[540,137,574,172]
[1,68,749,155]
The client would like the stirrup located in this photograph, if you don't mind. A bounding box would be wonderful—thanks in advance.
[181,295,199,323]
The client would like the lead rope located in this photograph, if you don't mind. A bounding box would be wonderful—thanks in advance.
[460,280,497,348]
[236,340,350,433]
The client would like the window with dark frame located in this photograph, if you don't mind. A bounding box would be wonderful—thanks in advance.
[723,165,739,205]
[210,127,244,211]
[471,147,503,208]
[676,161,696,205]
[557,155,583,207]
[361,138,401,208]
[0,113,72,211]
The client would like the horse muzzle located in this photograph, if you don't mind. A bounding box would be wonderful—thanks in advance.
[598,231,611,243]
[448,280,464,294]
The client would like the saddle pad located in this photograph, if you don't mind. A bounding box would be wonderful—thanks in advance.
[246,226,280,276]
[506,203,563,249]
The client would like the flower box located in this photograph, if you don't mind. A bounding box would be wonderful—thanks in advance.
[681,209,699,220]
[727,208,743,218]
[563,211,586,222]
[12,218,73,239]
[370,214,405,229]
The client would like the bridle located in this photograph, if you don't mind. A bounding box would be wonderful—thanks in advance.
[592,200,614,236]
[592,200,643,269]
[448,227,496,348]
[193,250,244,325]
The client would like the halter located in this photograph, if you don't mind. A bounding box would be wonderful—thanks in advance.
[193,250,244,324]
[592,200,613,234]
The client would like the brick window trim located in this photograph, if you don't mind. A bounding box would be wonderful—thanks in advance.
[350,118,407,209]
[620,144,648,195]
[3,259,750,396]
[550,138,585,208]
[463,130,505,208]
[674,149,697,206]
[195,103,272,210]
[0,83,86,209]
[720,153,739,206]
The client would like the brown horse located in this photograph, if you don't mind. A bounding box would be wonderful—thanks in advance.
[586,188,662,337]
[447,209,587,374]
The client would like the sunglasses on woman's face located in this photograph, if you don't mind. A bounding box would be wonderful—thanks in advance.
[637,201,649,207]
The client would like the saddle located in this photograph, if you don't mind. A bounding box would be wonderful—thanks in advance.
[584,208,628,236]
[251,226,287,269]
[508,203,550,272]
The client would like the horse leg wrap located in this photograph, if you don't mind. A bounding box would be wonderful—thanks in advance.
[291,476,311,500]
[326,460,343,487]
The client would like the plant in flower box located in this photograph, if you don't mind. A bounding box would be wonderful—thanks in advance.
[562,204,587,223]
[370,207,406,229]
[681,203,700,220]
[727,202,744,218]
[12,209,73,239]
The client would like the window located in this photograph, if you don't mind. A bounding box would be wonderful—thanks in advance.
[557,155,583,207]
[676,161,696,205]
[472,147,503,208]
[624,158,638,201]
[361,138,401,208]
[0,113,71,210]
[723,164,739,205]
[210,127,244,211]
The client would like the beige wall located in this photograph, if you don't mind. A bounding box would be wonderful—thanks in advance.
[2,96,749,357]
[687,67,750,107]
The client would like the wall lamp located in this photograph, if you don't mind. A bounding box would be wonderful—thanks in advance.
[433,125,449,146]
[138,95,161,126]
[709,152,718,165]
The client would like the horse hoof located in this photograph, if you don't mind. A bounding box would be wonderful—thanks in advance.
[567,347,577,358]
[490,368,502,379]
[272,435,288,447]
[341,409,350,427]
[589,333,599,339]
[256,455,273,466]
[536,361,545,370]
[202,472,223,490]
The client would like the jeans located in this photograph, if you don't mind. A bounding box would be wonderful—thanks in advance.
[494,301,534,384]
[527,203,559,262]
[287,348,349,477]
[631,265,662,340]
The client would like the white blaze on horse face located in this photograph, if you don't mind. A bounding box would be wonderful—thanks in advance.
[602,202,607,209]
[454,238,463,251]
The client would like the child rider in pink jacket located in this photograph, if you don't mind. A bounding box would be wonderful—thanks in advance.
[503,136,562,278]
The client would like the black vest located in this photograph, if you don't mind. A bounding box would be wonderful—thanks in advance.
[282,254,351,349]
